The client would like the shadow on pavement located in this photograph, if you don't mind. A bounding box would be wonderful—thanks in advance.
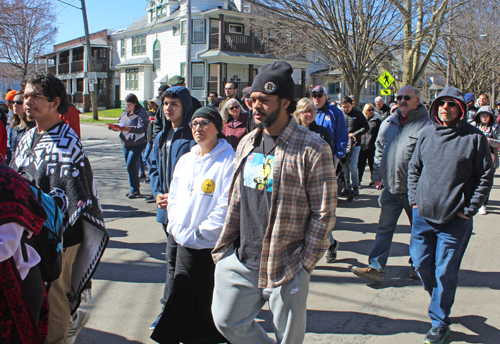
[450,315,500,343]
[102,203,155,220]
[93,260,165,283]
[77,328,143,343]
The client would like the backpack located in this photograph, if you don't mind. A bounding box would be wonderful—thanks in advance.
[22,185,64,284]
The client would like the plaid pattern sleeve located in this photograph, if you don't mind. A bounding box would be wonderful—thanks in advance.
[212,119,337,288]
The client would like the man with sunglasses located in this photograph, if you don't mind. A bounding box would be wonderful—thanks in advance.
[148,86,196,330]
[407,87,493,344]
[352,85,431,284]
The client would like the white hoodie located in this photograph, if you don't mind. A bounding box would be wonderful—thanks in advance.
[167,139,235,249]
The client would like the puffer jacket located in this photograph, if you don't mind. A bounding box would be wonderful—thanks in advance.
[473,106,500,169]
[359,113,381,151]
[373,103,431,194]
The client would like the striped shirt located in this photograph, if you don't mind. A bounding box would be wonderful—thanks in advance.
[212,117,337,288]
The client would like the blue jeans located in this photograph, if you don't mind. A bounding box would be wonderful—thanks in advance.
[212,248,310,344]
[122,143,146,193]
[143,142,153,170]
[368,188,412,271]
[410,209,472,328]
[345,145,361,188]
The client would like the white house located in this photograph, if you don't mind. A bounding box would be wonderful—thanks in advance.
[110,0,313,107]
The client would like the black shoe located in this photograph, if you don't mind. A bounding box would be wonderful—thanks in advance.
[353,187,359,196]
[125,192,130,197]
[139,173,147,181]
[325,240,339,263]
[145,177,150,183]
[423,326,450,344]
[144,194,156,203]
[368,180,375,186]
[127,191,140,199]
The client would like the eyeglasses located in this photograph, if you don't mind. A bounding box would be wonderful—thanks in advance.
[229,106,240,110]
[480,113,491,117]
[299,110,315,115]
[367,108,375,112]
[396,95,413,102]
[311,94,324,98]
[225,88,235,90]
[189,119,212,129]
[437,100,458,108]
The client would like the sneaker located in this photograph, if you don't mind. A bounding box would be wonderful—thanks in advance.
[127,191,140,199]
[368,180,375,186]
[351,266,383,283]
[150,313,162,330]
[423,326,450,344]
[139,173,147,181]
[353,187,359,196]
[409,264,420,279]
[67,309,90,344]
[478,205,487,215]
[325,240,340,263]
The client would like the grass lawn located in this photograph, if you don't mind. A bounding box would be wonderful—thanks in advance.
[83,108,123,118]
[80,118,116,124]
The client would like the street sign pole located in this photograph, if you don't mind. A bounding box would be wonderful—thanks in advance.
[81,0,99,120]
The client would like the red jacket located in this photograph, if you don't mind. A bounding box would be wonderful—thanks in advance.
[0,121,7,158]
[60,105,81,138]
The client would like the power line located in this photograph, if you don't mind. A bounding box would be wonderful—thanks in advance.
[54,0,80,10]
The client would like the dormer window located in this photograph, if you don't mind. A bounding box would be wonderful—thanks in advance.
[228,24,243,34]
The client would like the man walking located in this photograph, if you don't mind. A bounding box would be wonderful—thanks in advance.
[218,81,239,111]
[212,61,337,344]
[408,87,493,344]
[352,86,430,283]
[11,73,108,344]
[375,96,391,120]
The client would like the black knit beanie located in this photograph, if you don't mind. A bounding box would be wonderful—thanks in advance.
[250,61,294,101]
[191,106,223,132]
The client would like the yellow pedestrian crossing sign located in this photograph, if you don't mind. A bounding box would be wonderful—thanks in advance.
[378,71,395,89]
[381,89,391,96]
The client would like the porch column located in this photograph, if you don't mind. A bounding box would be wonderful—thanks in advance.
[69,49,73,74]
[56,53,60,76]
[218,62,223,97]
[248,64,254,85]
[301,69,306,98]
[218,14,224,51]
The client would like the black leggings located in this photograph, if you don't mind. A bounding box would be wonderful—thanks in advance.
[23,264,44,324]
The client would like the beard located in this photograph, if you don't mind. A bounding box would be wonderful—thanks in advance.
[255,102,282,129]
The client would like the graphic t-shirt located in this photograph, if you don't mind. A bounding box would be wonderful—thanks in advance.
[237,131,277,269]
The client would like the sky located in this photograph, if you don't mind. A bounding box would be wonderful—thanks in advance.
[54,0,150,45]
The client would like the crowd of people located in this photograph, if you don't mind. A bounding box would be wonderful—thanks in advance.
[0,62,496,344]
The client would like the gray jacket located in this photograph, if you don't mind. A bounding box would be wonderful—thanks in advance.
[372,103,431,194]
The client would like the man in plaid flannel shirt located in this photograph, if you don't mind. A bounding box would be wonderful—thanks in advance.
[211,61,337,344]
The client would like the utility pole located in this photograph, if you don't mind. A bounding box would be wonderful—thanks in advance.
[186,0,192,91]
[81,0,99,120]
[446,0,452,87]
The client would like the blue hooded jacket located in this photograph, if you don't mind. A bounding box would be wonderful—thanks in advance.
[315,102,348,159]
[149,86,195,224]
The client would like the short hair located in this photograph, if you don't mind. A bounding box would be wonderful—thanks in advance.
[413,87,421,99]
[27,73,69,114]
[479,93,489,99]
[209,91,218,98]
[158,84,169,93]
[293,98,315,125]
[340,96,353,105]
[374,96,384,103]
[285,98,297,114]
[225,81,238,89]
[124,93,144,111]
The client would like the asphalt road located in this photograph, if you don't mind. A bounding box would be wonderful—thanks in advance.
[76,123,500,344]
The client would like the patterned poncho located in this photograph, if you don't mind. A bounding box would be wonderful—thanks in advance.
[10,122,109,313]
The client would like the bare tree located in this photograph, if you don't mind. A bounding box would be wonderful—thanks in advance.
[0,0,57,81]
[248,0,403,102]
[387,0,469,86]
[431,0,500,96]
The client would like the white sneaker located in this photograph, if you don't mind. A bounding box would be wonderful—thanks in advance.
[479,205,487,215]
[67,309,90,344]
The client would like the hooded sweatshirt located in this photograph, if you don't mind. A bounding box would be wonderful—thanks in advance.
[408,87,494,223]
[473,106,500,169]
[315,102,349,159]
[167,139,235,249]
[149,86,195,224]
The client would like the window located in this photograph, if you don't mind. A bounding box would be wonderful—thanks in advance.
[191,63,204,89]
[173,25,180,36]
[153,40,161,71]
[181,21,187,44]
[125,69,138,90]
[132,35,146,55]
[120,39,126,57]
[151,9,156,22]
[192,19,205,43]
[76,78,84,93]
[180,63,186,77]
[228,24,243,34]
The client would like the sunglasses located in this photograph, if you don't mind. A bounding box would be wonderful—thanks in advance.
[311,94,324,98]
[189,119,212,129]
[437,100,458,108]
[396,95,413,101]
[229,106,240,110]
[367,108,374,112]
[11,100,23,105]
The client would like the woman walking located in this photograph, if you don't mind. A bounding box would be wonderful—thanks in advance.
[109,93,148,199]
[151,107,234,344]
[358,103,381,186]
